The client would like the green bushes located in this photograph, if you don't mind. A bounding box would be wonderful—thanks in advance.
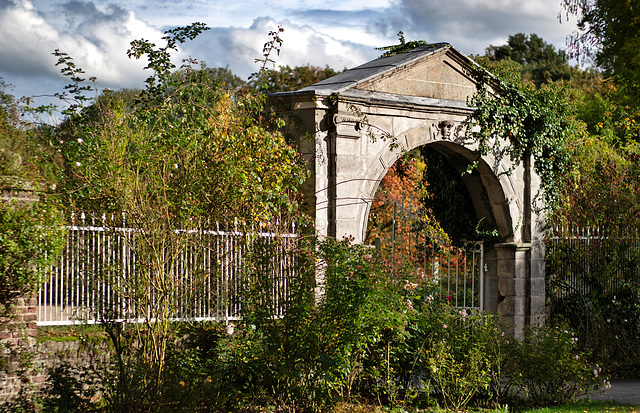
[2,238,610,412]
[0,199,65,311]
[508,326,607,405]
[101,239,609,412]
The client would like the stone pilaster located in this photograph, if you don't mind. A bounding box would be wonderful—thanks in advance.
[495,242,531,338]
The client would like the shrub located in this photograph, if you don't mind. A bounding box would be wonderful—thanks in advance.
[508,325,610,405]
[400,302,506,410]
[0,199,65,312]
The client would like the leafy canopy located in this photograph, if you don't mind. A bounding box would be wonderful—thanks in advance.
[562,0,640,101]
[482,32,601,89]
[256,64,340,93]
[47,24,307,225]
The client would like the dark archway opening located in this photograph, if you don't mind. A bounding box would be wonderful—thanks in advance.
[365,144,499,248]
[420,145,499,245]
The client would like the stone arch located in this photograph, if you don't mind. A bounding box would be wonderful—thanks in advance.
[273,44,546,336]
[355,124,521,245]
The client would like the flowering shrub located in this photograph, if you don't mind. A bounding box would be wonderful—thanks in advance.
[507,325,610,405]
[389,277,507,410]
[389,275,608,410]
[420,308,499,410]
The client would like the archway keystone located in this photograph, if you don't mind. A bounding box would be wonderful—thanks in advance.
[273,44,545,335]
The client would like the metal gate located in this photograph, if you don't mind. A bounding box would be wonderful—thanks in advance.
[388,201,484,310]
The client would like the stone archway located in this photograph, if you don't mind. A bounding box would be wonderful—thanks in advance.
[273,44,545,335]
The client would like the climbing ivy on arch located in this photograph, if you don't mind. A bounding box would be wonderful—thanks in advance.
[373,34,576,210]
[466,65,580,210]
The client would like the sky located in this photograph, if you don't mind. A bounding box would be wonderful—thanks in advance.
[0,0,582,107]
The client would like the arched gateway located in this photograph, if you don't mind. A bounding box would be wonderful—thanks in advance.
[273,44,545,335]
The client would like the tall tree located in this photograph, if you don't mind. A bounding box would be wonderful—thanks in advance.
[35,24,308,394]
[484,32,599,88]
[562,0,640,100]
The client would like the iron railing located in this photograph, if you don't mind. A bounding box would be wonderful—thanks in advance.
[389,201,484,310]
[37,215,297,326]
[546,226,640,299]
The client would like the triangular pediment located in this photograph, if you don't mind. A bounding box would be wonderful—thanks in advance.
[355,47,477,102]
[292,44,480,103]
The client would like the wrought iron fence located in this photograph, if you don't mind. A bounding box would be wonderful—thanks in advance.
[37,215,297,326]
[387,201,484,310]
[546,226,640,299]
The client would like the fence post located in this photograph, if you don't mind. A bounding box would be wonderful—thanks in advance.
[391,202,396,276]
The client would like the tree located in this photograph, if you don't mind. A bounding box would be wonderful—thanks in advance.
[366,155,432,243]
[37,24,308,398]
[486,33,564,65]
[555,136,640,229]
[171,64,246,92]
[484,32,600,88]
[574,86,640,145]
[471,55,524,85]
[562,0,640,100]
[257,63,340,93]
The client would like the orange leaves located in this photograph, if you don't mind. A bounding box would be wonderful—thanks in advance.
[366,156,444,244]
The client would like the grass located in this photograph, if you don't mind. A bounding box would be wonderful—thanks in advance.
[520,400,640,412]
[36,324,107,343]
[330,400,640,413]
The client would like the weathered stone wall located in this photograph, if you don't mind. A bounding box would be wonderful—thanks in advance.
[0,294,39,401]
[0,329,109,403]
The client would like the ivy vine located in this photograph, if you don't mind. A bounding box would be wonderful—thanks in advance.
[374,35,573,211]
[466,65,575,210]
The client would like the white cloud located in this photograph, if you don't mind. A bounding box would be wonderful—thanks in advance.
[0,0,169,99]
[0,0,583,105]
[364,0,579,57]
[187,17,377,80]
[277,20,377,71]
[0,0,61,76]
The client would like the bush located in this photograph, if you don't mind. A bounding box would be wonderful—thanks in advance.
[393,286,508,411]
[209,237,411,412]
[0,199,65,311]
[507,325,610,405]
[149,238,610,412]
[13,237,613,412]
